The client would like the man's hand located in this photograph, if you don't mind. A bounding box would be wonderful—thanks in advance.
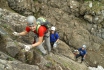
[13,32,20,36]
[24,45,32,51]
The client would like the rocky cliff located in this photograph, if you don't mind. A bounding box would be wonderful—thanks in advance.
[0,0,104,70]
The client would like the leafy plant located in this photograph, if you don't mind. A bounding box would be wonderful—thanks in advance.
[7,57,15,61]
[45,62,52,68]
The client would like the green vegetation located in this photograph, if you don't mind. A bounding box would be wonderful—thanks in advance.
[34,12,40,18]
[0,0,15,12]
[0,14,3,19]
[85,1,104,14]
[45,62,53,68]
[33,0,38,2]
[84,0,104,2]
[0,22,13,32]
[1,23,14,37]
[7,57,15,61]
[84,0,92,1]
[46,56,56,66]
[91,1,104,13]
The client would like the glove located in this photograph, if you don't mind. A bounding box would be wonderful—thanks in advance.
[53,42,57,49]
[82,58,85,60]
[24,45,32,51]
[74,50,78,52]
[13,32,20,36]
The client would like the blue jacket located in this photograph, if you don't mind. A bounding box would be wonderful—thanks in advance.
[50,32,59,43]
[78,48,87,56]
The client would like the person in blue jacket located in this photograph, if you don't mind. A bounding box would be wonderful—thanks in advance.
[75,45,87,63]
[50,26,59,49]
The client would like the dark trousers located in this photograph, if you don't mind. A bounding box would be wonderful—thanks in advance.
[50,42,55,49]
[76,54,84,61]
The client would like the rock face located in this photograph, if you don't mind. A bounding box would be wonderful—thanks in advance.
[0,52,39,70]
[7,0,35,16]
[6,42,20,57]
[0,8,88,70]
[0,0,104,69]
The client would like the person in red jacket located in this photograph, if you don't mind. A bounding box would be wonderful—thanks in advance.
[13,16,51,55]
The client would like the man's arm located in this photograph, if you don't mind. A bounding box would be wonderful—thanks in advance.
[55,33,59,43]
[13,30,28,36]
[19,31,28,36]
[55,38,59,43]
[84,54,86,58]
[84,50,87,58]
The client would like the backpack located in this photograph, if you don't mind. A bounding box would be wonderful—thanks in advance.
[36,17,50,33]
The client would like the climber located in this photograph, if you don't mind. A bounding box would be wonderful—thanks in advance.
[13,16,51,55]
[75,45,87,63]
[50,26,59,50]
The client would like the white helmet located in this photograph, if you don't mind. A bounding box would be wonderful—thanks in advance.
[27,16,36,26]
[51,26,55,31]
[82,45,86,48]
